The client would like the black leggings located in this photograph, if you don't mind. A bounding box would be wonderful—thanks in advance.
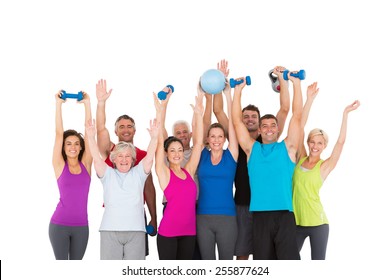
[157,234,196,260]
[49,223,89,260]
[296,224,329,260]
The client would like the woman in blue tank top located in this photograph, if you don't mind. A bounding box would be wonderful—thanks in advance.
[196,75,239,260]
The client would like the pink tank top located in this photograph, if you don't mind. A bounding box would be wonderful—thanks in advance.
[158,168,197,237]
[51,161,91,226]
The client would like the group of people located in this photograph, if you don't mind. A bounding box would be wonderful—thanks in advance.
[49,60,360,260]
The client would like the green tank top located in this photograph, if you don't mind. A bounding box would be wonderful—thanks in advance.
[292,157,328,226]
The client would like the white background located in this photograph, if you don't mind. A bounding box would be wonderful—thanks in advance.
[1,0,389,279]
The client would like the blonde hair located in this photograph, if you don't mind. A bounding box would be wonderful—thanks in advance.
[307,128,329,146]
[110,141,137,168]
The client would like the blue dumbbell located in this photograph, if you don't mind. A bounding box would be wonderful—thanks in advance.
[146,224,157,236]
[60,90,83,101]
[157,85,174,100]
[229,76,251,88]
[283,70,306,81]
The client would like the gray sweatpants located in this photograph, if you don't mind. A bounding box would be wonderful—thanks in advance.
[49,223,89,260]
[100,231,145,260]
[196,215,237,260]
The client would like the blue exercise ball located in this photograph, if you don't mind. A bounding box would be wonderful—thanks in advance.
[200,69,225,94]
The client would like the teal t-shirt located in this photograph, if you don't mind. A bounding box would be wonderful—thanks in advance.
[248,141,295,211]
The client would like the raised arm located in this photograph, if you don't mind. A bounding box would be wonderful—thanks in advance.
[284,72,303,163]
[85,119,108,178]
[273,66,290,139]
[95,79,113,159]
[203,87,213,146]
[213,59,230,132]
[297,82,320,160]
[52,91,66,178]
[320,100,360,180]
[142,118,159,174]
[158,86,172,141]
[185,86,204,177]
[224,85,238,161]
[232,78,255,157]
[144,89,165,232]
[79,92,93,173]
[154,93,171,191]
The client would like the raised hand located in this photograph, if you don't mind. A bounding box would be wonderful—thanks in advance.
[344,100,360,114]
[192,86,205,115]
[96,79,112,102]
[78,91,90,104]
[273,66,286,79]
[147,118,160,139]
[85,118,96,138]
[55,90,65,104]
[218,59,230,77]
[306,82,319,100]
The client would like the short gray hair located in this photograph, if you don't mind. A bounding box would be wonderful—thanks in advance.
[172,120,191,135]
[110,141,137,168]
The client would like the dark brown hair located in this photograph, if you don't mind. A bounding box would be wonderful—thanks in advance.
[62,129,85,161]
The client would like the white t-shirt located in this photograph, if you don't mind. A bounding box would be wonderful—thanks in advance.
[99,162,148,231]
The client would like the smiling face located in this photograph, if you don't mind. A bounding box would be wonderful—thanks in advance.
[62,129,85,161]
[115,118,136,143]
[64,135,82,159]
[110,141,136,173]
[242,109,260,133]
[112,147,134,173]
[165,140,184,165]
[307,135,327,157]
[259,117,279,144]
[207,126,226,151]
[173,123,192,150]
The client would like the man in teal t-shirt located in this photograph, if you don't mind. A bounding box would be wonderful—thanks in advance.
[232,70,303,260]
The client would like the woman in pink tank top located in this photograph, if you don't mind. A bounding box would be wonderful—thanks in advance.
[153,86,204,259]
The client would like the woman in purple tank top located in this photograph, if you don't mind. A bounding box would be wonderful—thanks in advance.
[153,86,204,260]
[49,90,93,260]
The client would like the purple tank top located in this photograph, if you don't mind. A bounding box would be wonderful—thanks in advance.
[158,168,197,237]
[51,161,91,226]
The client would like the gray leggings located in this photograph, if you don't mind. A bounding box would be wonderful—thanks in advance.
[296,224,329,260]
[49,223,89,260]
[196,215,237,260]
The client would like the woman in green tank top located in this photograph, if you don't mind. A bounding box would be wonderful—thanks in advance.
[293,82,360,259]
